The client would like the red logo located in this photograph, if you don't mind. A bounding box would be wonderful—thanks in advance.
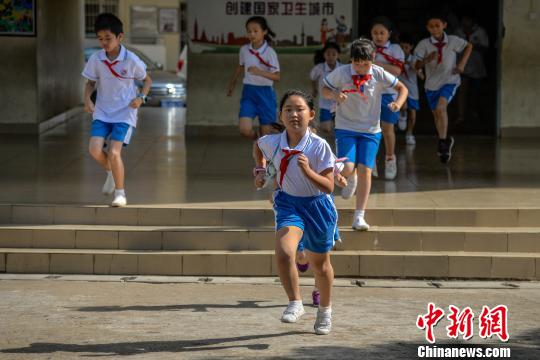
[479,305,509,342]
[416,302,445,344]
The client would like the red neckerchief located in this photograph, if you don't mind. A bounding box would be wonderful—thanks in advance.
[431,37,447,64]
[376,46,408,79]
[342,74,371,100]
[248,47,276,69]
[102,59,134,80]
[279,149,302,187]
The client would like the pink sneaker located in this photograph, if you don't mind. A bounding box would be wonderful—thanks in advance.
[296,262,309,273]
[312,290,320,307]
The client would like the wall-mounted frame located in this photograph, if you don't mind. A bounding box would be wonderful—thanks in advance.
[0,0,36,36]
[159,7,178,34]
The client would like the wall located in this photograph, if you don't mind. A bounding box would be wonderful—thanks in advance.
[501,0,540,136]
[119,0,181,71]
[187,53,318,126]
[37,0,85,124]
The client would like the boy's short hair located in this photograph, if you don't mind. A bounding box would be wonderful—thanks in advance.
[95,13,123,35]
[323,41,341,54]
[426,12,447,24]
[350,38,376,62]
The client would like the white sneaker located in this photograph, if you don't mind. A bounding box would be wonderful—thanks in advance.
[372,163,378,178]
[111,194,127,207]
[398,113,408,131]
[281,303,305,323]
[352,216,370,231]
[102,172,115,195]
[406,134,416,146]
[341,173,357,200]
[385,158,397,180]
[314,310,332,335]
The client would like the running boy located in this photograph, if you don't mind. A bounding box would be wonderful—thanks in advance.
[399,34,423,146]
[322,38,408,230]
[83,13,151,207]
[254,90,337,335]
[227,16,280,140]
[414,13,473,163]
[310,42,342,135]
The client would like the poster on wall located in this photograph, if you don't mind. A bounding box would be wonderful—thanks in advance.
[159,8,179,33]
[0,0,36,36]
[188,0,353,53]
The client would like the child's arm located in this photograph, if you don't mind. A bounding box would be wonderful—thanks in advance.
[130,74,152,109]
[387,80,408,112]
[227,65,244,96]
[311,80,319,98]
[84,80,96,113]
[247,67,280,81]
[297,154,334,194]
[454,43,473,74]
[253,143,266,189]
[322,85,347,104]
[375,62,401,76]
[414,51,438,70]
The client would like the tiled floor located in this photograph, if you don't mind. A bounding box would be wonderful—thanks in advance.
[1,107,539,208]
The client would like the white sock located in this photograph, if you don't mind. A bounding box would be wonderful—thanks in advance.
[114,189,125,197]
[318,305,332,315]
[354,210,365,219]
[289,300,303,308]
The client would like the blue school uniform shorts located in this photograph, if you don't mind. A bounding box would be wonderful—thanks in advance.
[91,120,134,145]
[380,93,399,124]
[407,98,420,111]
[239,84,277,125]
[425,84,459,110]
[335,129,382,169]
[319,108,335,122]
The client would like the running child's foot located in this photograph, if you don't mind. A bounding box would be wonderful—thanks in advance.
[314,308,332,335]
[296,262,309,273]
[281,302,305,323]
[406,134,416,146]
[398,113,408,131]
[312,290,320,307]
[372,163,378,178]
[352,216,370,231]
[385,157,397,180]
[102,171,115,195]
[111,190,127,207]
[341,173,357,199]
[437,136,454,164]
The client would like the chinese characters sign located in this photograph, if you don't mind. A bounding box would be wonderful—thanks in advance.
[188,0,353,53]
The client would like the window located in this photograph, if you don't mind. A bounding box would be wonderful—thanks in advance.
[85,0,119,36]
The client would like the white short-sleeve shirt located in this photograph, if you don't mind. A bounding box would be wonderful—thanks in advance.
[375,42,405,95]
[82,45,147,127]
[399,54,419,100]
[323,64,397,134]
[414,33,468,91]
[310,61,342,111]
[239,41,280,87]
[258,130,335,197]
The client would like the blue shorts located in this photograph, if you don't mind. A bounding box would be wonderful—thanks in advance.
[239,84,277,125]
[381,93,399,124]
[274,191,338,254]
[297,226,340,252]
[91,120,134,145]
[425,84,459,110]
[319,108,335,122]
[407,98,420,111]
[335,129,382,169]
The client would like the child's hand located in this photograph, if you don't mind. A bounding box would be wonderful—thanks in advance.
[387,102,400,112]
[425,51,438,63]
[297,154,311,172]
[129,97,144,109]
[417,68,425,80]
[334,91,348,104]
[84,99,95,114]
[334,173,347,188]
[453,65,465,74]
[226,83,235,96]
[247,66,262,76]
[254,172,265,188]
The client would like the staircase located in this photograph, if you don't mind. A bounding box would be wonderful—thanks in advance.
[0,204,539,279]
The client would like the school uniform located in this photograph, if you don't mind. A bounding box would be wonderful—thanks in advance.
[239,41,280,125]
[399,54,420,111]
[323,64,397,169]
[375,42,405,124]
[310,61,342,122]
[258,130,338,254]
[82,45,147,145]
[414,33,468,110]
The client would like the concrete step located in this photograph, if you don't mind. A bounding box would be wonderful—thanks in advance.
[2,204,540,227]
[1,225,540,253]
[1,248,538,280]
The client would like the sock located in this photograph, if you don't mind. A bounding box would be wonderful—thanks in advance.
[354,210,365,219]
[318,305,332,315]
[114,189,125,197]
[289,300,303,308]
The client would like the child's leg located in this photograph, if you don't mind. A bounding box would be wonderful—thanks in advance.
[296,248,308,265]
[433,97,449,139]
[307,251,333,308]
[407,109,417,136]
[319,121,333,134]
[88,137,110,170]
[355,164,371,211]
[381,122,396,160]
[107,140,125,190]
[275,226,303,301]
[238,117,257,140]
